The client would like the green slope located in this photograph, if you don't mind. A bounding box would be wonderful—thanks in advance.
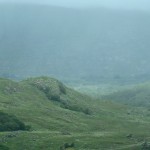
[103,82,150,107]
[0,77,150,149]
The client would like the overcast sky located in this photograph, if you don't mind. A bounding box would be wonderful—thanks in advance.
[0,0,150,11]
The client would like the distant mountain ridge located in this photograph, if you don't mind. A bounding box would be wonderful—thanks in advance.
[0,3,150,82]
[103,82,150,107]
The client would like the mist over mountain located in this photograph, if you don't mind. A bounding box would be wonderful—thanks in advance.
[1,0,150,11]
[1,3,150,149]
[0,3,150,82]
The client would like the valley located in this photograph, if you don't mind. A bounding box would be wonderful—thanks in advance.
[0,77,150,149]
[0,2,150,150]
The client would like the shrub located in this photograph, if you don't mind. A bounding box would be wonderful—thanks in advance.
[60,142,75,149]
[0,144,9,150]
[0,112,30,132]
[59,82,66,94]
[60,102,92,115]
[64,142,75,148]
[83,108,92,115]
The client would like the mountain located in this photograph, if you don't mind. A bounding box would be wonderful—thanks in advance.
[0,3,150,83]
[0,77,150,149]
[102,82,150,107]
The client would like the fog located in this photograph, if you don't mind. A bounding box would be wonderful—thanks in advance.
[0,0,150,11]
[1,1,150,149]
[0,0,150,84]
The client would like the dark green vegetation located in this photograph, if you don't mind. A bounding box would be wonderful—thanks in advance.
[0,111,29,132]
[0,77,150,149]
[0,144,9,150]
[0,3,150,83]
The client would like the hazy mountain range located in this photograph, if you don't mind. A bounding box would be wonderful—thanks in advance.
[0,3,150,82]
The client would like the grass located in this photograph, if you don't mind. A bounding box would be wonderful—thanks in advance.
[0,131,147,150]
[0,77,150,149]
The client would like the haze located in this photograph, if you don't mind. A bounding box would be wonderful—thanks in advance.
[0,0,150,11]
[0,0,150,83]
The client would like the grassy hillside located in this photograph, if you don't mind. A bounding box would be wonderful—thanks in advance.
[102,82,150,107]
[0,77,150,149]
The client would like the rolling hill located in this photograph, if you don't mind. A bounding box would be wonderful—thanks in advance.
[0,77,150,149]
[102,82,150,108]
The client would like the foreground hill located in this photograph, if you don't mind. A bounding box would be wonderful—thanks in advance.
[0,77,150,149]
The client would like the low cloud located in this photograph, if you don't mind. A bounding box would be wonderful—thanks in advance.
[0,0,150,11]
